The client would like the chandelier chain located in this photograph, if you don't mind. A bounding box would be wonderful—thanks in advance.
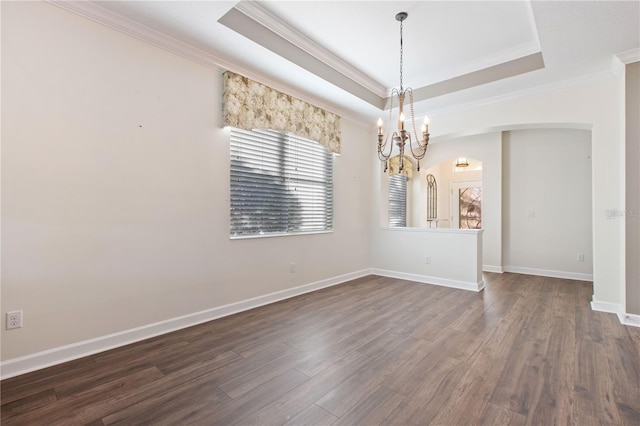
[387,92,393,144]
[410,90,419,143]
[399,18,403,91]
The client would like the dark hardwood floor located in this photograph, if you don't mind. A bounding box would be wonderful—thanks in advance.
[2,273,640,425]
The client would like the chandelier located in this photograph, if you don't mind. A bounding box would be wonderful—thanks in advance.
[377,12,429,173]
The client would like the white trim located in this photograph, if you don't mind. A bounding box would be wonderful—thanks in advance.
[234,1,387,98]
[372,268,484,292]
[379,227,482,235]
[0,269,372,380]
[45,0,628,126]
[429,69,614,119]
[616,48,640,64]
[621,313,640,328]
[45,0,631,126]
[407,42,541,92]
[45,0,229,71]
[503,266,593,282]
[590,299,622,315]
[611,54,625,79]
[590,299,640,328]
[590,298,625,324]
[483,265,504,273]
[432,122,593,143]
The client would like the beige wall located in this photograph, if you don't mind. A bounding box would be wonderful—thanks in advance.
[1,2,371,362]
[626,62,640,315]
[429,74,625,307]
[502,129,593,279]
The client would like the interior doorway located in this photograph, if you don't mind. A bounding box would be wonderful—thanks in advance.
[451,180,482,229]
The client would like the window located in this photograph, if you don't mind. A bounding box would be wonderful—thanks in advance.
[388,174,407,227]
[230,128,333,237]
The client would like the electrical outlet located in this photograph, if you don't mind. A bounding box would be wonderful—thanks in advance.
[425,256,431,264]
[289,263,295,273]
[577,254,585,262]
[6,310,23,330]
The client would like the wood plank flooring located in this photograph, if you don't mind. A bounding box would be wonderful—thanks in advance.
[2,273,640,425]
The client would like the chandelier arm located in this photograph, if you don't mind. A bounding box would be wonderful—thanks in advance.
[377,143,392,161]
[408,144,428,160]
[407,135,429,160]
[377,131,397,162]
[377,147,392,162]
[383,89,397,148]
[378,88,398,154]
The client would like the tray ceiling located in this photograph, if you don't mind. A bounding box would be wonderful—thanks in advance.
[72,1,640,122]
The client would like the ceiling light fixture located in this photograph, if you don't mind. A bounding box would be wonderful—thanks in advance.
[377,12,429,173]
[456,157,469,168]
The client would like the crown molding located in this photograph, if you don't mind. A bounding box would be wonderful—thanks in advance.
[400,52,544,110]
[235,1,388,99]
[616,48,640,64]
[38,0,626,132]
[406,42,541,91]
[45,0,230,71]
[426,68,614,120]
[43,0,370,127]
[218,7,384,109]
[611,54,625,78]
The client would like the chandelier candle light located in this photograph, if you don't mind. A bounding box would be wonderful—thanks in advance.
[377,12,429,173]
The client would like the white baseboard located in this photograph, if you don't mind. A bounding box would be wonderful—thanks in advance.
[590,298,640,328]
[503,266,593,282]
[590,299,622,315]
[372,269,484,292]
[621,313,640,327]
[0,269,373,380]
[483,265,504,273]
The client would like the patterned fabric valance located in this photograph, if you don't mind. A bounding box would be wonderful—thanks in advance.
[222,71,341,154]
[388,155,414,179]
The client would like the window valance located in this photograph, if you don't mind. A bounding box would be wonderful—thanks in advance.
[222,71,341,154]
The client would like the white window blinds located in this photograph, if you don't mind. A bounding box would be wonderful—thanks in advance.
[230,128,334,237]
[388,174,407,227]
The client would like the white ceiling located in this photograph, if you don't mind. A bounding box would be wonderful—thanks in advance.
[77,1,639,124]
[258,1,540,91]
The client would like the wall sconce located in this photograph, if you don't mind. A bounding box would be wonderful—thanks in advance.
[455,157,469,168]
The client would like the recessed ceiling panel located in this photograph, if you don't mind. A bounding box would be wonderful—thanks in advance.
[258,1,541,90]
[222,0,544,108]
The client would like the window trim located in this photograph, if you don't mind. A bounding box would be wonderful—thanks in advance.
[229,229,333,241]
